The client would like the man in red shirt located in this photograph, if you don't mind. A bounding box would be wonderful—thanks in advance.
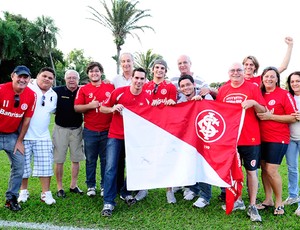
[100,67,151,217]
[74,62,115,197]
[216,62,266,222]
[0,65,36,211]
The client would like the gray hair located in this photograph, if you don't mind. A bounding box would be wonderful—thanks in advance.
[64,69,80,80]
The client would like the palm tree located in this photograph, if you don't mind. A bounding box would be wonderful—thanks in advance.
[27,16,59,73]
[134,49,162,80]
[87,0,154,74]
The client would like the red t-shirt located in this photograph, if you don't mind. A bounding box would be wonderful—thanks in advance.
[74,82,114,132]
[103,86,151,139]
[0,82,36,133]
[144,80,177,104]
[245,75,261,87]
[260,87,297,143]
[216,81,266,145]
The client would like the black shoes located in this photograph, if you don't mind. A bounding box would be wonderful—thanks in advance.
[56,189,66,198]
[70,186,84,195]
[5,195,21,211]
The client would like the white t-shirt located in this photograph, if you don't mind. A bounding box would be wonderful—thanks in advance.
[290,95,300,140]
[24,80,57,140]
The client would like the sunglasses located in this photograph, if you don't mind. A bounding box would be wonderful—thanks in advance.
[14,94,20,108]
[41,95,46,106]
[153,84,159,94]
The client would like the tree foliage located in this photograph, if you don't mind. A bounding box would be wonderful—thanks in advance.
[134,49,162,80]
[87,0,154,74]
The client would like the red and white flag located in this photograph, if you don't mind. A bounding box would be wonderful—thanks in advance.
[123,100,244,214]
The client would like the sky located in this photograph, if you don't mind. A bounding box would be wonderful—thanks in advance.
[1,0,300,84]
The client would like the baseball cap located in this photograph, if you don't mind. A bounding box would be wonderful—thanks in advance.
[153,59,168,69]
[13,65,31,76]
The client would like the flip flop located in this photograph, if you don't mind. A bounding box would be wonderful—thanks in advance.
[256,203,274,210]
[274,206,284,216]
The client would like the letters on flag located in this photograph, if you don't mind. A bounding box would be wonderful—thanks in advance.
[123,100,244,214]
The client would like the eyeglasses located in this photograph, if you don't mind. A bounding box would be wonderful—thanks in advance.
[14,94,20,108]
[153,84,159,94]
[229,69,243,73]
[41,95,46,106]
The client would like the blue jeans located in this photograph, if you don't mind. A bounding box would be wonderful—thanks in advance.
[0,133,24,200]
[104,138,126,206]
[189,182,212,202]
[285,140,300,198]
[83,128,108,189]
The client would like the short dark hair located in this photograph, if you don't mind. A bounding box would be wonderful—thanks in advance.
[286,71,300,96]
[38,67,56,77]
[86,61,104,74]
[178,74,194,87]
[132,67,147,77]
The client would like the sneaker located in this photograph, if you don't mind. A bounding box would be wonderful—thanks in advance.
[70,186,83,195]
[41,191,56,205]
[295,206,300,216]
[193,197,209,208]
[222,199,246,211]
[283,196,300,205]
[218,192,226,202]
[18,189,29,203]
[5,196,21,211]
[100,188,104,197]
[184,190,197,200]
[124,195,137,206]
[56,189,66,198]
[87,187,96,197]
[166,191,176,204]
[135,190,148,201]
[183,188,191,197]
[101,203,114,217]
[247,205,262,222]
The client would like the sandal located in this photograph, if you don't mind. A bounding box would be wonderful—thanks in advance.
[256,203,274,210]
[274,206,285,216]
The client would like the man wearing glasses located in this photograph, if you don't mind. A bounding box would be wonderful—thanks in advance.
[0,65,36,211]
[18,67,58,206]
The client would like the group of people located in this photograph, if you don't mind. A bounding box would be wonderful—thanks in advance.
[0,36,300,223]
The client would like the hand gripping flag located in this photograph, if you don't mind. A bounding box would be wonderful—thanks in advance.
[123,100,244,214]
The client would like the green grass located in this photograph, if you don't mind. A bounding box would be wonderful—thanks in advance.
[0,117,299,229]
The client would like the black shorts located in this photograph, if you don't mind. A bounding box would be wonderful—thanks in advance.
[261,142,288,165]
[238,145,261,171]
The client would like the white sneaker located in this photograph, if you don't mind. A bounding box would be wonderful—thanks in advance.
[18,189,29,203]
[183,188,191,197]
[222,199,246,211]
[166,191,176,204]
[87,187,96,197]
[283,196,300,205]
[100,188,104,197]
[41,191,56,205]
[193,197,209,208]
[135,190,148,201]
[184,189,196,200]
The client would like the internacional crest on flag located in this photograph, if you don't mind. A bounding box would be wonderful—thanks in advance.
[123,100,244,213]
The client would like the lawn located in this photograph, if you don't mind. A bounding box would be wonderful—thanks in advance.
[0,117,299,229]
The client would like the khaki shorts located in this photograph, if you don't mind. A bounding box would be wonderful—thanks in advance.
[52,124,85,163]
